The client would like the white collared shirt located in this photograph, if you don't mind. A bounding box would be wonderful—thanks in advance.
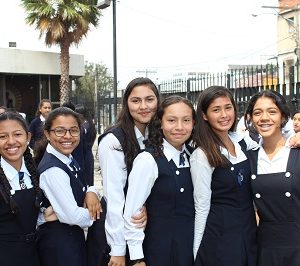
[190,132,258,258]
[1,157,33,191]
[257,138,290,175]
[123,139,190,260]
[38,144,94,228]
[98,126,148,256]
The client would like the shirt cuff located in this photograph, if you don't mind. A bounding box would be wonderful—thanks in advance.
[87,186,101,200]
[110,244,127,257]
[128,244,144,260]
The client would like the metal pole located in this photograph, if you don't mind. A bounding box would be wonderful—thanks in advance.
[113,0,117,120]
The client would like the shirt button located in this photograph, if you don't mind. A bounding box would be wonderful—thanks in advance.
[255,193,261,198]
[285,192,291,197]
[251,174,256,180]
[180,188,184,192]
[285,172,291,178]
[231,167,234,171]
[176,170,180,175]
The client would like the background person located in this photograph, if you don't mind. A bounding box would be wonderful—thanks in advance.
[292,110,300,133]
[28,99,52,149]
[0,106,7,114]
[75,103,97,186]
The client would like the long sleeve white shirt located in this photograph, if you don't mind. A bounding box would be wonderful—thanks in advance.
[98,126,148,256]
[38,144,94,228]
[123,140,190,260]
[190,132,258,258]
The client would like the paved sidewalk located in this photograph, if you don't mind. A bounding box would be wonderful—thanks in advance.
[92,139,103,195]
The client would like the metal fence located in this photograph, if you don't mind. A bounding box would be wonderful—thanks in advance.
[75,62,300,132]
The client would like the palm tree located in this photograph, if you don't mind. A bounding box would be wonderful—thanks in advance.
[21,0,100,104]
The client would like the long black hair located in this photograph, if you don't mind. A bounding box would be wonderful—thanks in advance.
[106,77,160,171]
[0,111,41,213]
[193,86,238,168]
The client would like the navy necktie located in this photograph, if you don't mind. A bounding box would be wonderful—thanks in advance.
[18,172,27,190]
[179,152,186,166]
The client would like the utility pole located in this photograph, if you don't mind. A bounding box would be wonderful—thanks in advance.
[136,69,157,78]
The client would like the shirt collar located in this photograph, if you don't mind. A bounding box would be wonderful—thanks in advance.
[219,132,243,157]
[40,115,46,122]
[134,125,148,149]
[0,157,30,182]
[46,143,72,165]
[162,139,188,162]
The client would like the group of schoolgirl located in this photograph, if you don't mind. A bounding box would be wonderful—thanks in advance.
[0,106,101,266]
[1,75,300,266]
[98,77,300,266]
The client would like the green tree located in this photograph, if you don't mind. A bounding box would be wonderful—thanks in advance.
[75,61,113,104]
[21,0,100,105]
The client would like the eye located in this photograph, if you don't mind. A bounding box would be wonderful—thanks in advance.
[0,134,7,140]
[147,97,155,102]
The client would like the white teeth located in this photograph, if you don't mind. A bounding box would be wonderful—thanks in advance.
[7,147,18,152]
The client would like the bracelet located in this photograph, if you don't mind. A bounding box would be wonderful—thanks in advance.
[130,258,145,265]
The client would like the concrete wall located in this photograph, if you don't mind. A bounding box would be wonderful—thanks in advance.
[0,48,84,76]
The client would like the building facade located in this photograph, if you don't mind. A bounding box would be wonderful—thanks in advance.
[0,48,84,121]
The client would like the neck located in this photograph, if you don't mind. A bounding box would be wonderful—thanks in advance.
[262,132,285,159]
[135,123,146,136]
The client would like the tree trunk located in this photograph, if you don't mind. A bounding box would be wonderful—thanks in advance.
[60,37,71,105]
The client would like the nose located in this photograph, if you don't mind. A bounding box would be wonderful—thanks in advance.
[175,120,184,130]
[220,108,227,118]
[64,130,72,138]
[140,100,147,109]
[7,135,16,144]
[260,111,270,120]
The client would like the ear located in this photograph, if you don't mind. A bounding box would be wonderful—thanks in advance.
[44,130,50,141]
[202,112,208,121]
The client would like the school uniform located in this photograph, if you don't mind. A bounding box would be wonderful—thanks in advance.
[191,132,258,266]
[36,144,94,266]
[94,125,148,266]
[124,140,195,265]
[248,141,300,266]
[0,158,39,266]
[28,115,45,149]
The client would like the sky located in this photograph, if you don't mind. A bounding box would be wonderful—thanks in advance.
[1,0,279,88]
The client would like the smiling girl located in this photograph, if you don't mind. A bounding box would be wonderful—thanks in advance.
[245,90,300,266]
[123,95,195,266]
[35,107,100,266]
[0,112,42,266]
[191,86,257,266]
[97,77,160,266]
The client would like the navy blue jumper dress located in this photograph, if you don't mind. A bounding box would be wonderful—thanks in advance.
[37,152,88,266]
[195,140,257,266]
[143,148,195,266]
[0,186,39,266]
[248,148,300,266]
